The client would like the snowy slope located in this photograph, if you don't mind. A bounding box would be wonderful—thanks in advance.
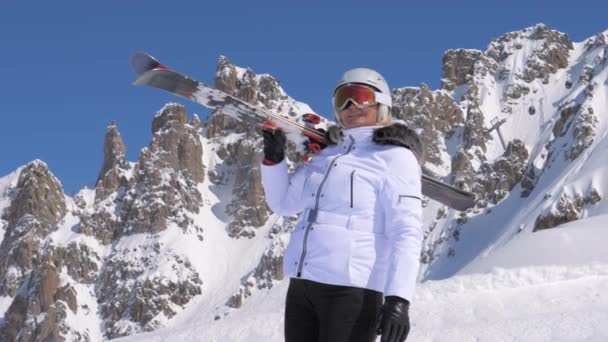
[115,27,608,342]
[421,28,608,281]
[116,216,608,342]
[0,168,22,320]
[3,25,608,342]
[0,167,21,245]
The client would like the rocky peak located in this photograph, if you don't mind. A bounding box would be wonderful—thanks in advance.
[206,56,306,238]
[0,161,65,295]
[486,24,573,84]
[391,84,465,168]
[215,55,239,96]
[0,162,78,341]
[121,103,204,235]
[149,103,204,183]
[441,49,483,91]
[96,122,130,202]
[584,32,608,51]
[152,103,189,134]
[213,56,287,112]
[3,160,66,228]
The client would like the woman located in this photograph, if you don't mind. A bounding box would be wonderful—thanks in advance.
[260,68,423,342]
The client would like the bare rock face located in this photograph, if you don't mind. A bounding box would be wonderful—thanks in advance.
[3,161,66,228]
[520,165,539,198]
[121,104,204,235]
[533,189,602,231]
[77,211,117,245]
[487,24,573,84]
[451,150,476,191]
[150,104,204,184]
[553,102,582,138]
[0,161,66,297]
[462,106,491,152]
[391,85,465,167]
[225,142,269,238]
[95,122,131,202]
[567,106,598,161]
[208,55,301,239]
[474,140,529,205]
[75,104,204,245]
[0,242,96,342]
[97,247,203,339]
[215,55,239,96]
[441,49,483,91]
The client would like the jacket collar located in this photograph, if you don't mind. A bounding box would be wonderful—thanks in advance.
[341,125,382,146]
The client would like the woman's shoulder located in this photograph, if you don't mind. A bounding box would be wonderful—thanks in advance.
[374,144,420,168]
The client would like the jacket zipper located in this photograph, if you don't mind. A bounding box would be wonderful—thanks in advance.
[350,170,356,208]
[297,137,355,277]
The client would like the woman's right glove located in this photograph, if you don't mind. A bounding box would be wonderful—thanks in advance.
[376,296,411,342]
[262,128,286,165]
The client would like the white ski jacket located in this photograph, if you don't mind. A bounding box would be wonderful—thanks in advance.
[261,126,423,301]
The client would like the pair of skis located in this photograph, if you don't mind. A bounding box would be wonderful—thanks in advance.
[130,52,476,211]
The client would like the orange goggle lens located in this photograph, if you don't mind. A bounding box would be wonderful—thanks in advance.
[334,85,377,111]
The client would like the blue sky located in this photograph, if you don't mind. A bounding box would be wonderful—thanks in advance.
[1,0,607,193]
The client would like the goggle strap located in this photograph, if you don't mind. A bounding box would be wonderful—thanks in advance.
[374,92,392,107]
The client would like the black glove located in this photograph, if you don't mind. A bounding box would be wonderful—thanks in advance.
[262,128,286,165]
[376,296,411,342]
[373,124,424,164]
[303,126,341,153]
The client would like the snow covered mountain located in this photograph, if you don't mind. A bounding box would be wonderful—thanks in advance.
[1,23,607,341]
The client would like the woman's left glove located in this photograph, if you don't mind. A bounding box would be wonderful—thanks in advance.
[376,296,411,342]
[262,128,286,165]
[373,123,423,164]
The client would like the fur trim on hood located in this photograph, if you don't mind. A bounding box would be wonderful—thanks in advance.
[373,123,424,164]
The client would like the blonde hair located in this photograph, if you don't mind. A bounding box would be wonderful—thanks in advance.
[377,104,393,126]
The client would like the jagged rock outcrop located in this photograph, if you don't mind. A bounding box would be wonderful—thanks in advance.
[0,162,95,341]
[474,140,529,205]
[225,143,268,238]
[121,104,204,235]
[209,55,310,238]
[3,24,608,342]
[486,24,573,84]
[441,49,483,91]
[95,122,131,202]
[2,161,66,230]
[1,242,98,342]
[391,85,465,167]
[462,105,491,153]
[97,250,202,338]
[533,189,602,231]
[0,161,66,296]
[209,56,257,139]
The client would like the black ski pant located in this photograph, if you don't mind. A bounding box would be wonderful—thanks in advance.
[284,278,383,342]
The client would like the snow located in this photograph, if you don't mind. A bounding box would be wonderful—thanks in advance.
[114,214,608,342]
[114,28,608,341]
[413,264,608,342]
[0,296,13,324]
[60,270,105,341]
[0,166,22,246]
[5,26,608,342]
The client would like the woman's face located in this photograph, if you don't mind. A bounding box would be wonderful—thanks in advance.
[339,104,378,128]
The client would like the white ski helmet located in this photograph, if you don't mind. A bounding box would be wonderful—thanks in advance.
[333,68,392,127]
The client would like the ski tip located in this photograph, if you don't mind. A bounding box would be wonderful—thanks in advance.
[130,51,163,76]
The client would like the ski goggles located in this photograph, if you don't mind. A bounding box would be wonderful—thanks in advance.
[333,84,392,111]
